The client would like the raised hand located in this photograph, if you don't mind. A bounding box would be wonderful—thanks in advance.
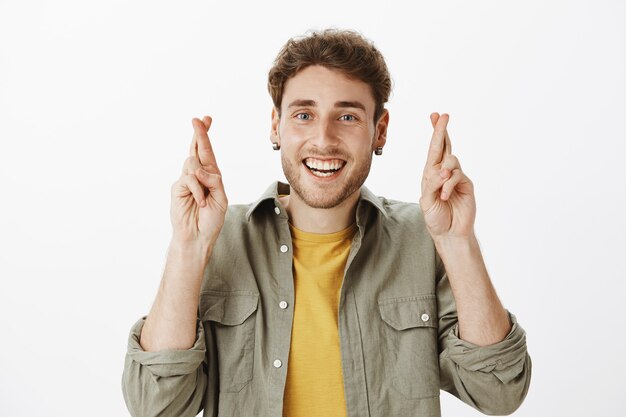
[419,113,476,240]
[170,116,228,245]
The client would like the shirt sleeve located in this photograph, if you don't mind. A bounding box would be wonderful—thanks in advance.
[121,316,208,417]
[436,257,532,415]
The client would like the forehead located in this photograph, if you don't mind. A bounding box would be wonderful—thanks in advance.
[282,65,375,111]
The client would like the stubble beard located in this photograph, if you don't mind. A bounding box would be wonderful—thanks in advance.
[281,151,373,209]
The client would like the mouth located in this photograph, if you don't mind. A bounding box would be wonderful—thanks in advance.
[302,157,346,179]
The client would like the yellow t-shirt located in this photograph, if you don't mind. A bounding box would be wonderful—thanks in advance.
[282,222,357,417]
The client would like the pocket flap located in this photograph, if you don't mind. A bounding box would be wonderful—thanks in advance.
[201,291,259,325]
[378,295,437,330]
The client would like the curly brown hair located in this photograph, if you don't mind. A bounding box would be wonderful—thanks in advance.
[267,28,392,124]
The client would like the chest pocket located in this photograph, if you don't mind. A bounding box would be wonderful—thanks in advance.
[378,294,440,399]
[201,291,259,393]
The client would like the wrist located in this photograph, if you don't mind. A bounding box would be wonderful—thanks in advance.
[162,239,214,292]
[170,233,215,250]
[433,232,477,251]
[167,238,214,265]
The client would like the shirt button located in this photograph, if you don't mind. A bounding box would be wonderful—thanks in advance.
[280,244,289,253]
[421,313,430,322]
[279,300,288,309]
[274,206,281,215]
[273,359,282,368]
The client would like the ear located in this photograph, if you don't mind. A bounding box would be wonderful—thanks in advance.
[270,106,281,146]
[373,109,389,150]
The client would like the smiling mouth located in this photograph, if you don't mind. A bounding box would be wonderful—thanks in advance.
[303,157,346,178]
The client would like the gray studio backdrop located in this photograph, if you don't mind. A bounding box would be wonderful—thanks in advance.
[0,0,624,416]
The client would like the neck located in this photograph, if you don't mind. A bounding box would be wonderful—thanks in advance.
[279,188,360,234]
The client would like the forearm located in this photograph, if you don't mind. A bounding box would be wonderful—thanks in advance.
[140,240,213,351]
[434,233,511,346]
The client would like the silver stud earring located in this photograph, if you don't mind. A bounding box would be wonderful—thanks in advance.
[375,147,383,155]
[273,127,282,150]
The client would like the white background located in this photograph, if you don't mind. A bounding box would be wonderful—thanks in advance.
[1,0,625,416]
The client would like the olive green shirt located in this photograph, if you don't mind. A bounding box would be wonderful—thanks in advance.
[122,181,531,417]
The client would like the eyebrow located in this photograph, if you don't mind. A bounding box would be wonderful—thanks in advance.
[287,99,366,112]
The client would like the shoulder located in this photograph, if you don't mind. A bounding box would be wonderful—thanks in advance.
[366,194,435,253]
[373,195,427,228]
[225,203,253,222]
[384,197,423,216]
[219,203,256,235]
[217,199,276,238]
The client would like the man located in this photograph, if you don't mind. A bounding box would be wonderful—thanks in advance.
[122,29,531,417]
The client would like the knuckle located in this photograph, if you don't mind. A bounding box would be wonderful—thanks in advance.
[201,162,216,171]
[185,156,200,169]
[188,173,200,186]
[425,167,437,181]
[191,173,199,184]
[443,155,455,167]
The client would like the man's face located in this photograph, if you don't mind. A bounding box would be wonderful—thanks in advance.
[272,65,387,209]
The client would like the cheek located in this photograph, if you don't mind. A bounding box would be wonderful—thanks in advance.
[280,127,308,151]
[278,139,302,162]
[282,123,312,139]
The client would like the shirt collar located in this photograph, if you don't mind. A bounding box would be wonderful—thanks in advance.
[245,181,388,221]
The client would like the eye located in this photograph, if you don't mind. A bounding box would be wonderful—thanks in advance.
[339,114,357,121]
[295,113,312,120]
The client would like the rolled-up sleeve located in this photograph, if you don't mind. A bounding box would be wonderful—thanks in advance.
[121,316,208,417]
[445,312,528,384]
[439,312,532,415]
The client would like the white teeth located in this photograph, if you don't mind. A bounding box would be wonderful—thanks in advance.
[304,158,345,171]
[310,169,335,177]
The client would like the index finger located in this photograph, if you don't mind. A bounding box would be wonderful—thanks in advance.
[192,116,221,174]
[426,113,449,166]
[188,117,208,157]
[430,113,453,157]
[443,126,452,156]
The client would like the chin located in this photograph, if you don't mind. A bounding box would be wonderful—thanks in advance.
[281,151,372,210]
[298,190,351,209]
[285,166,367,210]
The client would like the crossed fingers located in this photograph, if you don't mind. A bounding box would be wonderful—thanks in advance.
[176,115,225,208]
[187,116,221,176]
[182,116,221,178]
[425,113,453,167]
[421,113,469,205]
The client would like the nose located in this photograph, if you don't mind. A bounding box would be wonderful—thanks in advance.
[309,118,339,148]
